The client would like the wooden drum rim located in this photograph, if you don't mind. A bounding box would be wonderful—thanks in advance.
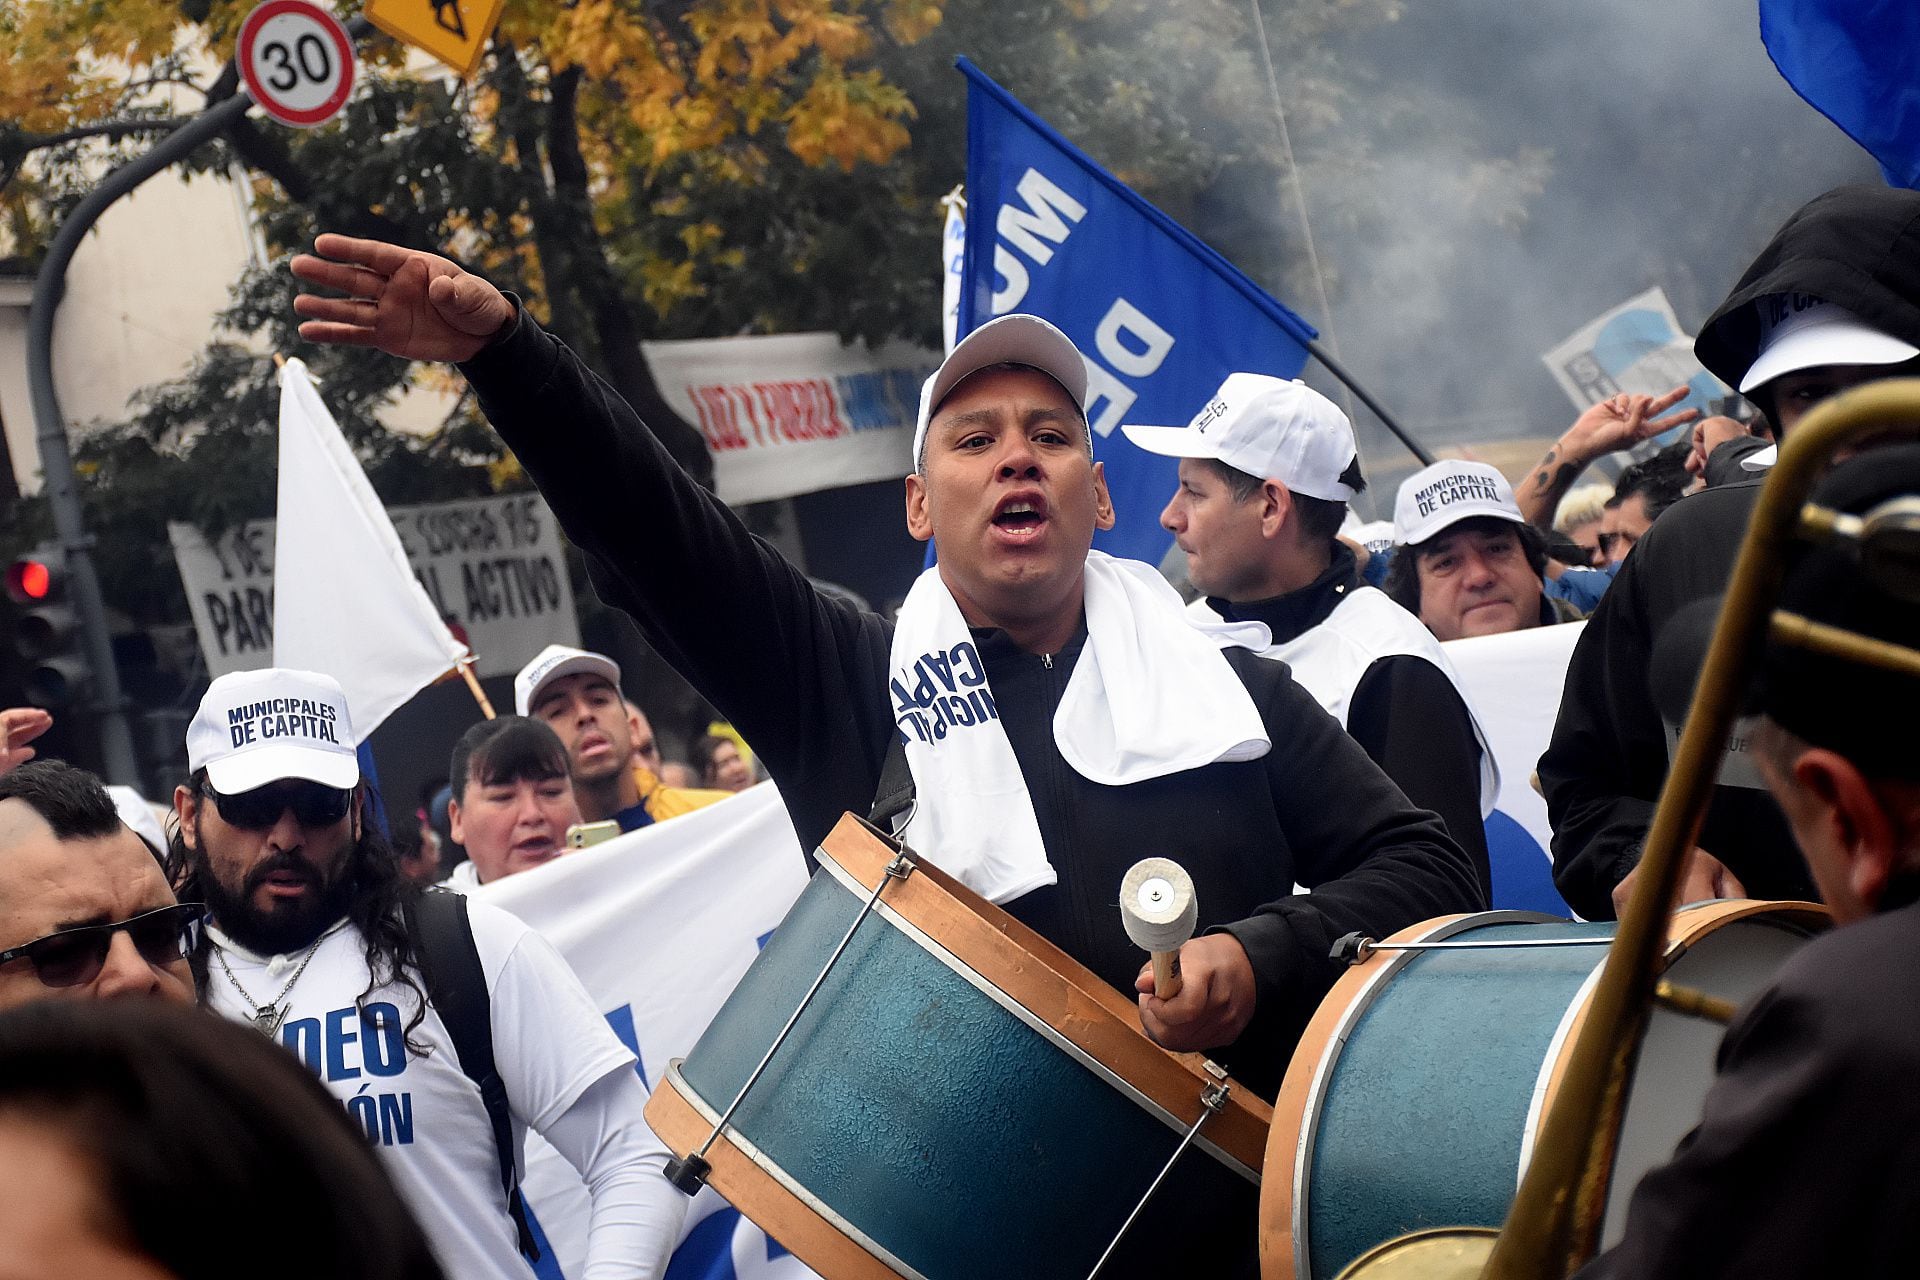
[646,1067,908,1280]
[819,815,1272,1174]
[1257,900,1831,1280]
[1258,911,1553,1278]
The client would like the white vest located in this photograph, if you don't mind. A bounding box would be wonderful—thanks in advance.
[1191,586,1501,816]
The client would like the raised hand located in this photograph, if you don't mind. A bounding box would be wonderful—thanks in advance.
[1563,385,1702,464]
[0,707,53,777]
[1685,416,1758,480]
[1516,384,1706,527]
[290,234,516,364]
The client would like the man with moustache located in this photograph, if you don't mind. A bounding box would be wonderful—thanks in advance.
[172,668,685,1280]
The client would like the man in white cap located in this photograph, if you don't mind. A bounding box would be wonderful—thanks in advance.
[1382,458,1585,642]
[172,668,685,1280]
[513,643,727,830]
[287,233,1483,1137]
[1125,374,1495,892]
[1544,184,1920,922]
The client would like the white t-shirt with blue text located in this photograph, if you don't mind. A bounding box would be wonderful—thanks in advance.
[205,902,646,1280]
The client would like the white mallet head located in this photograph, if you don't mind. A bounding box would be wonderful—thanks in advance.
[1119,857,1198,954]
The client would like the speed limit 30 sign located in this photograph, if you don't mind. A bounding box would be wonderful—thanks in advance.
[238,0,355,128]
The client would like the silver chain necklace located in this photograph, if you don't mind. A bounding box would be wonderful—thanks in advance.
[214,933,326,1038]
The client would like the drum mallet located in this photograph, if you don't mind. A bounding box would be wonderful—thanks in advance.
[1120,857,1198,1000]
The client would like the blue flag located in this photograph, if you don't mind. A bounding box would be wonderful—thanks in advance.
[1760,0,1920,189]
[957,58,1318,564]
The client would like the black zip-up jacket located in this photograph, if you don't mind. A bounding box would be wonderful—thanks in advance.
[1576,883,1920,1280]
[459,311,1483,1096]
[1540,482,1812,918]
[1543,184,1920,919]
[1207,544,1492,895]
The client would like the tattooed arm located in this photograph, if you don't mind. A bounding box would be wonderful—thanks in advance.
[1514,386,1700,529]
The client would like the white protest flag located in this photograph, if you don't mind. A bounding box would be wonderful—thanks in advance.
[272,358,470,740]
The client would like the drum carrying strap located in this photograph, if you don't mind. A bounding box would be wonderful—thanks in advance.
[407,888,540,1262]
[869,733,916,836]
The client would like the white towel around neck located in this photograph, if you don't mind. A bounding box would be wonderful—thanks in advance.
[886,551,1271,902]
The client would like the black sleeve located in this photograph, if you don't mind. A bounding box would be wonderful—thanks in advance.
[1704,434,1770,488]
[1345,655,1492,897]
[1216,661,1489,1047]
[456,308,899,850]
[1538,547,1664,920]
[1576,973,1920,1280]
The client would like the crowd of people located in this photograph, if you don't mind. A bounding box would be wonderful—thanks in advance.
[0,180,1916,1278]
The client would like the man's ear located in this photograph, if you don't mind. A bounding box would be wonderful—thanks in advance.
[1259,480,1294,541]
[1092,461,1116,532]
[173,784,199,851]
[905,473,933,542]
[446,794,464,846]
[1794,747,1898,910]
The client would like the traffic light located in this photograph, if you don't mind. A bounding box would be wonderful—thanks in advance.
[5,545,89,708]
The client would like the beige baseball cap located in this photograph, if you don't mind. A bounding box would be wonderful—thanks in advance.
[911,314,1092,468]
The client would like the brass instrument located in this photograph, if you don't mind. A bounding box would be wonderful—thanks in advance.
[1338,378,1920,1279]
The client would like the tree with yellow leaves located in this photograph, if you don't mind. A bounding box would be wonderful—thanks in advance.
[0,0,965,623]
[1,0,1548,648]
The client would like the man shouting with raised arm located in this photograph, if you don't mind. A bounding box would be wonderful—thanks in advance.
[291,235,1482,1104]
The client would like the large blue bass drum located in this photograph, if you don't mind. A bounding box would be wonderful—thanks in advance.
[646,814,1274,1280]
[1260,901,1827,1280]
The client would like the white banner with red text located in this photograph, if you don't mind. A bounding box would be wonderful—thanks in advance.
[642,331,940,506]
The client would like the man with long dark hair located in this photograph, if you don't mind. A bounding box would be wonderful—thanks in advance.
[171,668,685,1280]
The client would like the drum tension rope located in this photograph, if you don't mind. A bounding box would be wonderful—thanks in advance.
[1085,1066,1233,1280]
[665,851,917,1194]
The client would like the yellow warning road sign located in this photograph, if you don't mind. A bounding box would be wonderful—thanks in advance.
[364,0,505,78]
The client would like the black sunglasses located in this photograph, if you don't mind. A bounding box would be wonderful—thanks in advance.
[201,780,353,830]
[0,903,202,988]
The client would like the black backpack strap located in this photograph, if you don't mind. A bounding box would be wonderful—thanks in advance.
[867,731,916,837]
[406,889,540,1262]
